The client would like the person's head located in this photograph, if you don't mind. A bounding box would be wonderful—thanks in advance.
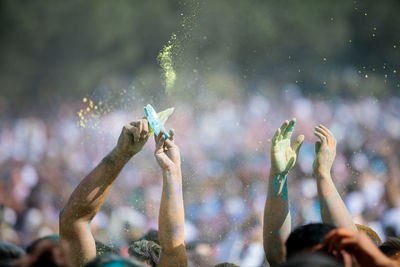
[285,223,336,259]
[379,237,400,260]
[278,252,342,267]
[356,224,382,246]
[25,235,59,254]
[95,240,119,256]
[138,230,159,245]
[0,241,25,266]
[15,239,71,267]
[84,253,145,267]
[128,240,160,267]
[214,263,240,267]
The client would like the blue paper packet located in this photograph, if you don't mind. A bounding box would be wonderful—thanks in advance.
[143,104,170,139]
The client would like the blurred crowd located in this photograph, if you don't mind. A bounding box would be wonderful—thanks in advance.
[1,86,400,266]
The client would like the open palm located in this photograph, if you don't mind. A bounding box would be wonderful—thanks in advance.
[270,119,304,176]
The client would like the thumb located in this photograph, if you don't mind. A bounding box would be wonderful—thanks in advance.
[315,141,322,155]
[292,135,304,157]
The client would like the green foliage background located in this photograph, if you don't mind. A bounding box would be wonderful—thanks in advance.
[0,0,399,115]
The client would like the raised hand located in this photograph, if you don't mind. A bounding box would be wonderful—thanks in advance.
[323,228,398,267]
[114,118,149,160]
[155,129,187,266]
[313,125,336,177]
[264,119,303,264]
[60,118,149,266]
[154,129,180,172]
[270,118,304,177]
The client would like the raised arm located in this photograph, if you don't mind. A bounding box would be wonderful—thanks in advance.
[313,125,356,230]
[263,119,303,266]
[59,119,149,266]
[154,130,187,267]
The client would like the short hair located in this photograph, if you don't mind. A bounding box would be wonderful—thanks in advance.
[379,237,400,258]
[25,235,117,256]
[95,240,119,256]
[26,235,59,254]
[84,253,145,267]
[138,230,159,245]
[214,263,240,267]
[128,240,160,267]
[355,224,382,246]
[15,239,71,267]
[278,252,342,267]
[285,223,336,259]
[0,241,25,266]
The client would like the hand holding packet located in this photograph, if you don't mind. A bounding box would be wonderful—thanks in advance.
[143,104,174,139]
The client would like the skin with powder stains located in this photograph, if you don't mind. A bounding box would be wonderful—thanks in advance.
[60,119,149,267]
[263,118,304,266]
[154,129,187,267]
[313,125,356,230]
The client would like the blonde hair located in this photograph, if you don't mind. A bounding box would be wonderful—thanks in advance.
[356,224,382,246]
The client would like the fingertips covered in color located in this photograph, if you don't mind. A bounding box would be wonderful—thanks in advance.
[283,118,296,138]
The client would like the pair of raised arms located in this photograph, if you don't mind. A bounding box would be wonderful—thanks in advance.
[59,117,354,267]
[59,119,186,267]
[264,118,356,265]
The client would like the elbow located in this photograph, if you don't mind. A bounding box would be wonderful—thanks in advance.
[59,206,84,237]
[264,243,284,266]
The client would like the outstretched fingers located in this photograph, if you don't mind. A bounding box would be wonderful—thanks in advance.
[279,120,289,139]
[314,130,327,143]
[315,125,336,146]
[319,125,336,145]
[272,128,281,145]
[283,118,296,139]
[272,120,289,144]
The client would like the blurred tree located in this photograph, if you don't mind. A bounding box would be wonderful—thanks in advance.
[0,0,399,115]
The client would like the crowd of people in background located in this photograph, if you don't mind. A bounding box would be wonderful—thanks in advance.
[1,88,400,266]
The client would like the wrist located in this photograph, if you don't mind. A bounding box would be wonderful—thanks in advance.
[269,169,288,179]
[162,166,181,177]
[314,169,331,179]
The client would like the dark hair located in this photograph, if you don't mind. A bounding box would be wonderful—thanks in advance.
[379,237,400,257]
[128,240,160,267]
[278,252,342,267]
[285,223,336,259]
[138,230,159,245]
[355,224,382,246]
[26,235,59,254]
[0,241,26,266]
[84,253,145,267]
[95,240,118,256]
[15,240,71,267]
[25,235,116,256]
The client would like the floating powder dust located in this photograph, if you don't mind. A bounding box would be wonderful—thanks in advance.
[158,34,177,95]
